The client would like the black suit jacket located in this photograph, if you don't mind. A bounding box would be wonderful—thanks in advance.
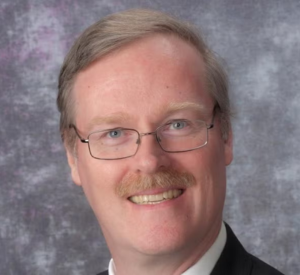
[97,224,284,275]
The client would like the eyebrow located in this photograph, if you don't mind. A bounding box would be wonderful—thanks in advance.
[163,101,209,115]
[86,112,132,131]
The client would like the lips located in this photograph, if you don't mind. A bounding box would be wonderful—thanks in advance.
[129,189,183,204]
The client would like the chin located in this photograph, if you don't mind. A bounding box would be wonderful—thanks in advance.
[129,224,195,256]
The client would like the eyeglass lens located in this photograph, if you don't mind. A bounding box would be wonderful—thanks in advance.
[87,120,209,160]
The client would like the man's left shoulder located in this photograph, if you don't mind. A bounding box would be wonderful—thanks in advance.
[248,253,284,275]
[212,223,284,275]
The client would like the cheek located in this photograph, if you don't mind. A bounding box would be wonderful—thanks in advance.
[76,143,126,185]
[180,143,226,177]
[76,148,127,210]
[179,144,227,203]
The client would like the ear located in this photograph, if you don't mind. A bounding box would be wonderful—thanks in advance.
[65,146,82,186]
[224,128,233,166]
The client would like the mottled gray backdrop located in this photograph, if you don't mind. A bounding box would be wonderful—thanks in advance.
[0,0,299,274]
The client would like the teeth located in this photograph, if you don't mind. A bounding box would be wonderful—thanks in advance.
[129,189,183,204]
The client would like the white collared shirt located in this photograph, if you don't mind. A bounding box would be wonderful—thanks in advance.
[108,222,227,275]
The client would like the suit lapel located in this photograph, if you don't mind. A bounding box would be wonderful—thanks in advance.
[210,223,252,275]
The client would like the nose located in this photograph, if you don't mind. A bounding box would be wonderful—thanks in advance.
[133,132,170,174]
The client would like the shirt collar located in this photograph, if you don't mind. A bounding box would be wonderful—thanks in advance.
[181,222,227,275]
[108,222,227,275]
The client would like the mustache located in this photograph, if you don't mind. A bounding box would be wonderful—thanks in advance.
[116,169,196,198]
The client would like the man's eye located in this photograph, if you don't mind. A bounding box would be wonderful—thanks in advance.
[170,121,187,130]
[108,130,122,138]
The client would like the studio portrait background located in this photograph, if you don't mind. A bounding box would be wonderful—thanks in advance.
[0,1,299,274]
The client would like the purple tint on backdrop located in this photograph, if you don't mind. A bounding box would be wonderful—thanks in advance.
[0,1,299,275]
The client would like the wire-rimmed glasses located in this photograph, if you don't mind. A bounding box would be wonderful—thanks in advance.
[71,109,216,160]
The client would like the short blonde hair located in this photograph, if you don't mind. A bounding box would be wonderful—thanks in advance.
[57,9,231,149]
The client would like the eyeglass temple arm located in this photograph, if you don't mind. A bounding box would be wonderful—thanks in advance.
[207,104,219,129]
[70,124,89,143]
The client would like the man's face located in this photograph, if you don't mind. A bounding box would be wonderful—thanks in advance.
[67,34,233,258]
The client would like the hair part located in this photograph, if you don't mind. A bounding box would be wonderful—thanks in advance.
[57,8,231,151]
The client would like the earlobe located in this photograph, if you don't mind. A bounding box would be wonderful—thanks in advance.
[224,129,233,166]
[66,147,82,186]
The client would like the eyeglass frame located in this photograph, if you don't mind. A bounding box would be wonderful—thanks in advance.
[70,105,218,160]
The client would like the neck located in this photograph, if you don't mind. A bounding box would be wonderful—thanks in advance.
[109,219,223,275]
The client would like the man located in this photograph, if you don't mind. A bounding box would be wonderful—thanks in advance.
[57,9,283,275]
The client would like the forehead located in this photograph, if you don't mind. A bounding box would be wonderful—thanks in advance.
[73,34,214,129]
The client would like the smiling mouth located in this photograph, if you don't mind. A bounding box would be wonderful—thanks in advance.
[128,189,183,204]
